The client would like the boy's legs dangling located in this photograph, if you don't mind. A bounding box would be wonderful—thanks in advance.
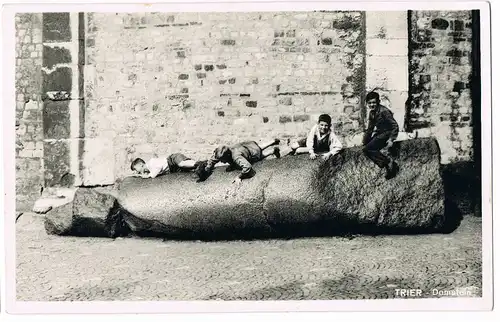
[362,133,398,179]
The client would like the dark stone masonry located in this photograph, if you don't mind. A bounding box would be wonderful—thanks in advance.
[15,11,481,214]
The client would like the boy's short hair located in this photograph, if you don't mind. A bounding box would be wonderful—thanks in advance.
[366,91,380,103]
[214,145,231,160]
[318,114,332,125]
[130,158,145,171]
[194,160,212,182]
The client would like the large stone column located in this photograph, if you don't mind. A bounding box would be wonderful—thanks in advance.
[365,11,409,130]
[42,12,83,187]
[45,138,448,239]
[42,12,115,188]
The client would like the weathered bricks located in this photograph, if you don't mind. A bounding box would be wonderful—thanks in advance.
[279,115,292,123]
[16,10,478,193]
[15,13,44,211]
[245,101,257,108]
[293,115,310,122]
[43,13,71,42]
[221,39,236,45]
[408,10,474,163]
[431,18,449,30]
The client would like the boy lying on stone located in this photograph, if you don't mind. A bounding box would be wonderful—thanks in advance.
[362,91,400,179]
[131,153,205,179]
[288,114,343,160]
[195,139,281,184]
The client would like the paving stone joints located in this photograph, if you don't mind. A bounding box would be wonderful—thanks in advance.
[16,214,481,301]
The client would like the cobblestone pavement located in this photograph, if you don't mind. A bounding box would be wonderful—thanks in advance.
[16,213,482,301]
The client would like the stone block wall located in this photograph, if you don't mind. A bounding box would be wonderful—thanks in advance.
[14,10,480,209]
[15,13,44,211]
[41,13,86,188]
[365,11,408,129]
[83,11,366,180]
[408,10,474,163]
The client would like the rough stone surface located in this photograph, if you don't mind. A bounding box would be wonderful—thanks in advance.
[408,11,474,163]
[42,13,71,42]
[43,202,74,235]
[44,188,127,237]
[109,138,444,239]
[42,100,71,139]
[264,138,445,232]
[15,13,44,211]
[43,140,71,187]
[17,212,482,301]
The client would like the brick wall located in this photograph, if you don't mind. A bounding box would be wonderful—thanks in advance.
[408,10,474,163]
[84,11,366,180]
[15,10,480,208]
[15,13,44,211]
[365,12,408,129]
[41,13,84,188]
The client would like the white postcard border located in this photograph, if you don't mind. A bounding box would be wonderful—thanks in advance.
[2,0,493,314]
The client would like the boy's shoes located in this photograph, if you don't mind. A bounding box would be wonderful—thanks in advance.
[385,160,399,180]
[273,146,281,159]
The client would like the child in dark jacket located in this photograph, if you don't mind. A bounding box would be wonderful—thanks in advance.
[195,139,280,183]
[362,91,400,179]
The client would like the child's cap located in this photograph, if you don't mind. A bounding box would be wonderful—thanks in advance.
[318,114,332,125]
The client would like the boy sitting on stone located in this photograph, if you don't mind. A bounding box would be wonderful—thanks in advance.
[195,139,281,184]
[362,91,400,179]
[288,114,343,160]
[131,153,203,179]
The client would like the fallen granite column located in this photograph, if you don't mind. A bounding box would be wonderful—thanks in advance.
[44,187,128,237]
[45,138,447,239]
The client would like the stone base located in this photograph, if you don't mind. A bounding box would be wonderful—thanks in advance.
[32,187,77,214]
[44,187,128,237]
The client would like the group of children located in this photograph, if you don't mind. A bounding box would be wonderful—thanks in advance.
[131,91,401,183]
